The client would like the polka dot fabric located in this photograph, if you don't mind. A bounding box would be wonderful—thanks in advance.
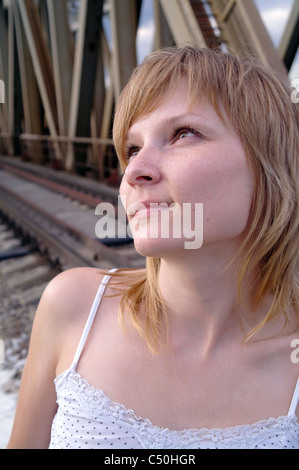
[48,365,299,449]
[49,366,140,449]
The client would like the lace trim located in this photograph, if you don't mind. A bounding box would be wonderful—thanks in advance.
[54,365,299,449]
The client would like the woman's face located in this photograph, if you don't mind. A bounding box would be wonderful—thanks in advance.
[119,79,255,258]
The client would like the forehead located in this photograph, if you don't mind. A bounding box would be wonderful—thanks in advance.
[126,81,228,141]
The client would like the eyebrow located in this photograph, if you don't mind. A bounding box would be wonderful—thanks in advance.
[126,112,219,142]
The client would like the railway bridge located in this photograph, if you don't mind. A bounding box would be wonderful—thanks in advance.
[0,0,298,181]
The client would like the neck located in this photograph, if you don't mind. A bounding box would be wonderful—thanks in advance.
[157,243,258,355]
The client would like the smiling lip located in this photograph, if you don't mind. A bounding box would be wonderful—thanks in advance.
[128,201,172,218]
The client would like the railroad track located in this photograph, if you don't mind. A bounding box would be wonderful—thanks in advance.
[0,155,144,411]
[0,216,61,396]
[0,155,144,271]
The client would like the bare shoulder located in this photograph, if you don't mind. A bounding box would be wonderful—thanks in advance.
[40,266,143,322]
[42,266,106,304]
[40,267,108,322]
[6,267,116,448]
[41,267,145,371]
[27,268,106,354]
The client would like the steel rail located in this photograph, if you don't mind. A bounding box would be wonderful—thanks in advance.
[0,169,143,270]
[0,155,119,205]
[0,186,108,269]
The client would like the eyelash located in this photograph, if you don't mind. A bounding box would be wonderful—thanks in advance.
[172,125,204,141]
[124,144,140,162]
[124,125,204,162]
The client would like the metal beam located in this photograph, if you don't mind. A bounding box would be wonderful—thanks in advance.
[0,1,9,150]
[90,29,111,180]
[159,0,206,47]
[13,0,41,136]
[65,0,88,172]
[65,0,104,173]
[153,0,175,49]
[10,2,23,155]
[7,0,14,152]
[110,0,137,99]
[13,0,43,162]
[278,0,299,71]
[18,0,61,159]
[210,0,287,76]
[47,0,73,137]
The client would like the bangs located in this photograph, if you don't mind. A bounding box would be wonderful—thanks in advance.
[113,47,226,171]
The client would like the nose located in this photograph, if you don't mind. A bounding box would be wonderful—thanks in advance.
[123,148,161,187]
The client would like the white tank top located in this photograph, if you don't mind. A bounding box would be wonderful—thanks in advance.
[49,270,299,449]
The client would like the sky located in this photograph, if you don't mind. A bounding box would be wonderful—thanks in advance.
[255,0,298,78]
[136,0,298,79]
[256,0,294,47]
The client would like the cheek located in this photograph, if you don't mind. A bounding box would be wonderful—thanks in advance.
[208,162,254,235]
[119,178,129,209]
[119,175,126,194]
[177,148,254,237]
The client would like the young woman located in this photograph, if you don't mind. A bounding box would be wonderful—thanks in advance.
[7,46,299,449]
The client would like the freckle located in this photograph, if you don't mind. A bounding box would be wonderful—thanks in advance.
[206,218,210,221]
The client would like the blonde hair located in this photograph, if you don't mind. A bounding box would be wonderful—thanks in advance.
[113,46,299,352]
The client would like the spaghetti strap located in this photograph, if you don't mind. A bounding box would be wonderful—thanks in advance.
[288,378,299,417]
[72,268,117,369]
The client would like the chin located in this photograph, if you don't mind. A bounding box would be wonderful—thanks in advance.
[132,236,193,258]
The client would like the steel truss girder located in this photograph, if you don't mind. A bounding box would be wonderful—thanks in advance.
[0,0,293,180]
[159,0,206,48]
[209,0,287,77]
[18,0,59,152]
[65,0,104,172]
[278,0,299,71]
[13,0,43,158]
